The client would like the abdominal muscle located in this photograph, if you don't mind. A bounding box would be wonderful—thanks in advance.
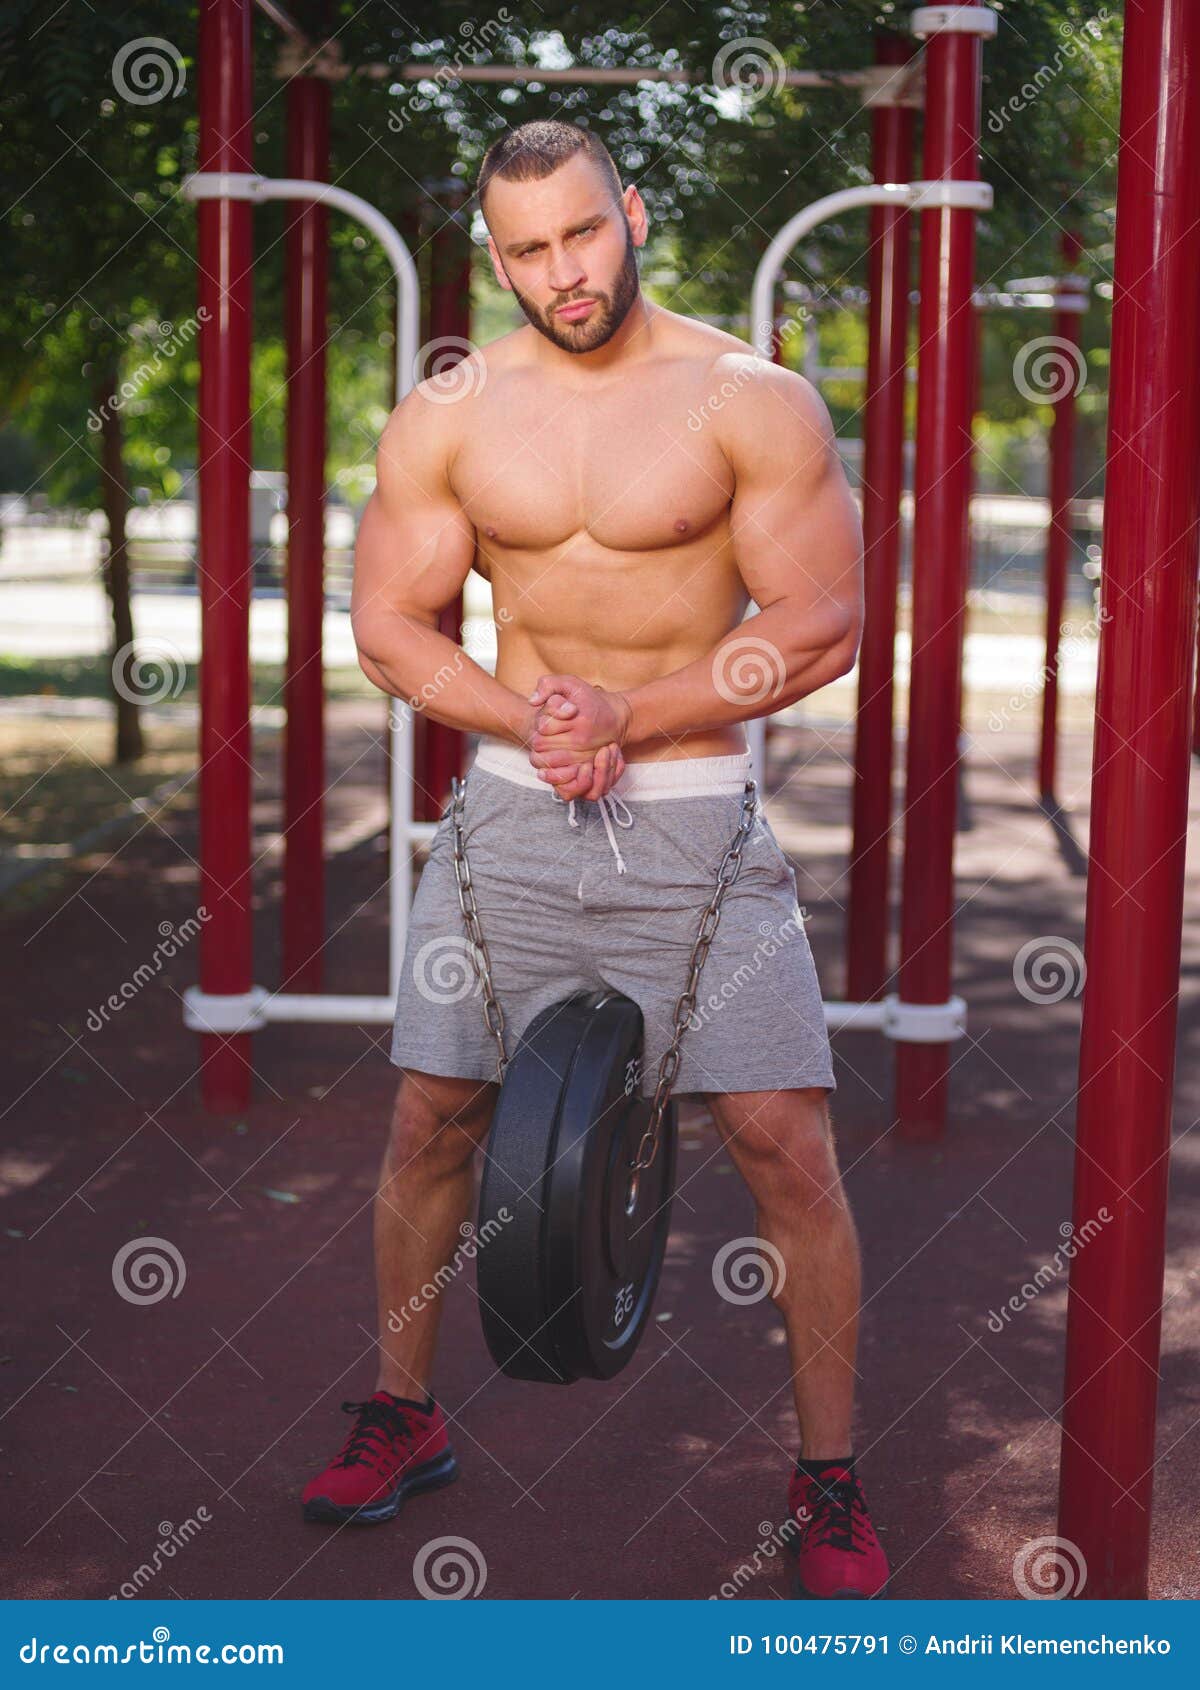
[485,542,752,764]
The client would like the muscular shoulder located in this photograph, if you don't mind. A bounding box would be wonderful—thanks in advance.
[705,355,835,481]
[375,338,503,492]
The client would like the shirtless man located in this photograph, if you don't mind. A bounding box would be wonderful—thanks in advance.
[301,120,888,1601]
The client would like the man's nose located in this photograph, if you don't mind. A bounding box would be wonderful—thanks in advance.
[546,250,585,293]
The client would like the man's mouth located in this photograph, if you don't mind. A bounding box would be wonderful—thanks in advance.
[556,298,597,321]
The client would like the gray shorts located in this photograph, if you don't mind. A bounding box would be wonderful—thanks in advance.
[389,738,836,1098]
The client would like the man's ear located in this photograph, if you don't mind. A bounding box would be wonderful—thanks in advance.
[485,235,512,293]
[623,184,649,250]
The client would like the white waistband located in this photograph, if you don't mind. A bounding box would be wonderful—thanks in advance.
[473,736,754,799]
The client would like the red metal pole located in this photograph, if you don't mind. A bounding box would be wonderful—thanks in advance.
[845,32,915,1004]
[894,6,986,1141]
[418,194,471,823]
[1037,231,1084,801]
[196,0,254,1111]
[1056,0,1200,1600]
[281,75,331,991]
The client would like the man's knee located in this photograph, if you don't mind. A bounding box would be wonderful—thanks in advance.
[386,1069,497,1173]
[710,1086,842,1206]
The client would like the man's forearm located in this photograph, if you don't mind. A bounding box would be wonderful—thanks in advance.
[622,600,857,746]
[356,613,530,745]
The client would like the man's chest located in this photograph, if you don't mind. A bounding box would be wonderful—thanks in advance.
[451,371,736,554]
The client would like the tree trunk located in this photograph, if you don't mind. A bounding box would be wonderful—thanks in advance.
[97,374,143,764]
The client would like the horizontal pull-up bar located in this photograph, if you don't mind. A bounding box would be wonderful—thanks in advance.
[251,2,924,104]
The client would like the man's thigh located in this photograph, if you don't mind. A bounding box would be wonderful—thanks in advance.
[592,792,837,1099]
[388,770,604,1083]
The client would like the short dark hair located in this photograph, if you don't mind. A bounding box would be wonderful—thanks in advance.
[476,120,623,220]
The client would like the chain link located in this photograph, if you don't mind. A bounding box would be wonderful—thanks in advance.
[448,769,759,1169]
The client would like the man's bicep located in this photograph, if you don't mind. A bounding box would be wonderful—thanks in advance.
[350,396,476,656]
[725,370,863,646]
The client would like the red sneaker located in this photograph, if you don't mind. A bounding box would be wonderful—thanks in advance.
[301,1391,458,1525]
[785,1462,889,1598]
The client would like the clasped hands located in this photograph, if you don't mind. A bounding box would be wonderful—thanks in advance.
[521,674,633,802]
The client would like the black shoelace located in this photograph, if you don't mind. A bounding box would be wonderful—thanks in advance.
[334,1398,412,1470]
[801,1475,869,1556]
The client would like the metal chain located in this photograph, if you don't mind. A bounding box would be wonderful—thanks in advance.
[448,769,759,1169]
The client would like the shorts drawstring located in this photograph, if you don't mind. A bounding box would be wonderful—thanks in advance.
[558,789,635,899]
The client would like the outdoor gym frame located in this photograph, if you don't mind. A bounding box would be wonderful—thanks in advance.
[182,1,986,1110]
[181,0,1200,1599]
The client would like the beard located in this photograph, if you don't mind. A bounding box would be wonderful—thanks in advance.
[506,221,641,354]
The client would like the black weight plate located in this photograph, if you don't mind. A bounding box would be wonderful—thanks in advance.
[476,993,596,1383]
[543,994,676,1382]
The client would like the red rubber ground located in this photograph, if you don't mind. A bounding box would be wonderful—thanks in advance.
[2,706,1198,1600]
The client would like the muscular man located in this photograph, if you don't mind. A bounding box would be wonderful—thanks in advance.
[301,120,888,1601]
